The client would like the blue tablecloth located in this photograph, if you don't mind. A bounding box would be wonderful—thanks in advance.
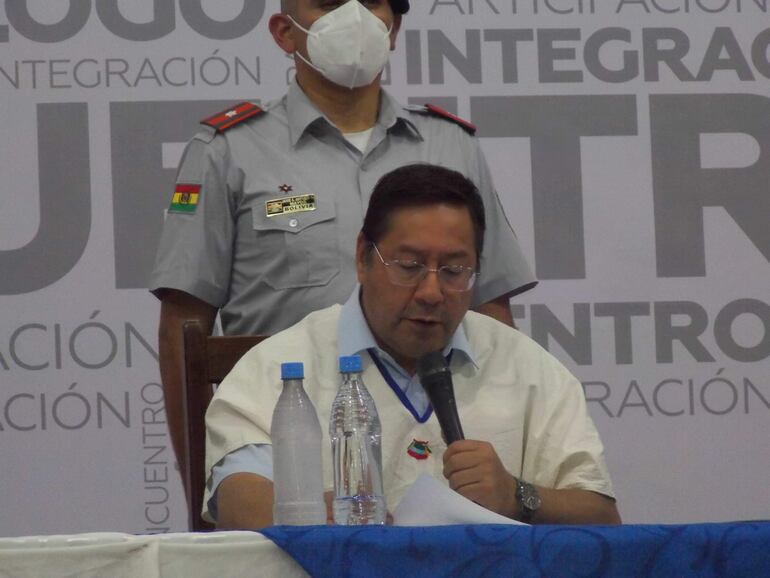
[261,521,770,577]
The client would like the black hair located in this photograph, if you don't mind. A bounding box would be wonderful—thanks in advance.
[361,163,486,263]
[389,0,410,14]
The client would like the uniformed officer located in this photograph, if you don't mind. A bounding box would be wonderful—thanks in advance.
[149,0,537,484]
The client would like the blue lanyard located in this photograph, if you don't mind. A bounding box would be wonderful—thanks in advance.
[366,348,454,424]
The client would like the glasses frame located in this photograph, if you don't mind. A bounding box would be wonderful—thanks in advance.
[370,243,477,292]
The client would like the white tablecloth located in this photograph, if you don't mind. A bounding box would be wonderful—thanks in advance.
[0,531,309,578]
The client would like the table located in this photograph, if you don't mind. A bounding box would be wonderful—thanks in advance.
[1,522,769,577]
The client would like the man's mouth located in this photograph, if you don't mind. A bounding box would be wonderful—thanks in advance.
[406,317,442,326]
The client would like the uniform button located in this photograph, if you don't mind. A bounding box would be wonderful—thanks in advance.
[289,218,298,228]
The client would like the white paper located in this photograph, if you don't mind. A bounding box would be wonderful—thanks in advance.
[392,474,526,527]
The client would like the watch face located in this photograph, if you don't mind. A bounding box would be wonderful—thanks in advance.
[523,493,542,510]
[519,481,542,512]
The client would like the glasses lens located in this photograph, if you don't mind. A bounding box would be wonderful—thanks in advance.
[373,244,476,291]
[439,267,475,291]
[389,261,425,285]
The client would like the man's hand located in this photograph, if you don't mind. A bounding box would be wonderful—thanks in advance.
[442,439,517,518]
[443,439,622,525]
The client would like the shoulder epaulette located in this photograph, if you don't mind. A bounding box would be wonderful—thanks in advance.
[404,103,476,135]
[200,101,264,132]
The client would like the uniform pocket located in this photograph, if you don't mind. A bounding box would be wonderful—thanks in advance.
[250,194,340,290]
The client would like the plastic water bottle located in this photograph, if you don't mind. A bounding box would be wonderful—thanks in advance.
[271,362,326,525]
[330,355,386,525]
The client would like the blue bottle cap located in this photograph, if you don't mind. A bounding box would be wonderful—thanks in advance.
[280,362,304,380]
[339,355,362,373]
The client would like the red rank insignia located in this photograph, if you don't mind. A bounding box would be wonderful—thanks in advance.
[200,101,263,133]
[407,439,432,460]
[424,103,477,135]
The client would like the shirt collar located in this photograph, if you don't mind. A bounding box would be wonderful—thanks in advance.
[378,89,422,139]
[286,80,422,147]
[337,286,478,372]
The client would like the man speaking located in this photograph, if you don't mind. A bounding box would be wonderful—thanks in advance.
[205,164,619,528]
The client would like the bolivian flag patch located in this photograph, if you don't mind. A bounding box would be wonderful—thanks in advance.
[169,184,201,214]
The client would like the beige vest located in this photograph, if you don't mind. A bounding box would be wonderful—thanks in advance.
[204,305,613,517]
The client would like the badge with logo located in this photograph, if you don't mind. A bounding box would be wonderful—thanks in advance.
[169,184,201,214]
[407,439,432,460]
[266,193,316,217]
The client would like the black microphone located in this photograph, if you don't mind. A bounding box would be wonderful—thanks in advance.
[417,351,465,445]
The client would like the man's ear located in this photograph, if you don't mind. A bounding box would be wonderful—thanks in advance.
[355,233,369,283]
[389,14,402,51]
[269,13,296,54]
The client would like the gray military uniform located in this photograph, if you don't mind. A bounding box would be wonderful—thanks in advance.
[149,80,536,335]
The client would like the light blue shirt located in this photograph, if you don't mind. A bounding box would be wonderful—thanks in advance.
[208,287,478,519]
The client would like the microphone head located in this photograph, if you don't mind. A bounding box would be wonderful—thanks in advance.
[416,351,449,386]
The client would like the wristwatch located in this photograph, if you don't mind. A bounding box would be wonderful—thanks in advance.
[515,478,541,523]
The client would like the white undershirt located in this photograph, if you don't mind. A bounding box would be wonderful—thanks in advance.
[343,127,375,153]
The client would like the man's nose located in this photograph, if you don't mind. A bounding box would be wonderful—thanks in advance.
[413,269,444,305]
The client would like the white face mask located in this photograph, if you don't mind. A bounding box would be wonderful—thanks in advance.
[288,1,393,90]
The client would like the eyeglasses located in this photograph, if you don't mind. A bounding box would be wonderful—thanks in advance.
[371,243,477,292]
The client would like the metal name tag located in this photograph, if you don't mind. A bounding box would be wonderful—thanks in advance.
[266,193,317,217]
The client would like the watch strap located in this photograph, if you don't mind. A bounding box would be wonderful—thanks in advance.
[515,478,541,523]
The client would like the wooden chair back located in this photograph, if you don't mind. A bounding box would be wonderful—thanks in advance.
[182,321,267,531]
